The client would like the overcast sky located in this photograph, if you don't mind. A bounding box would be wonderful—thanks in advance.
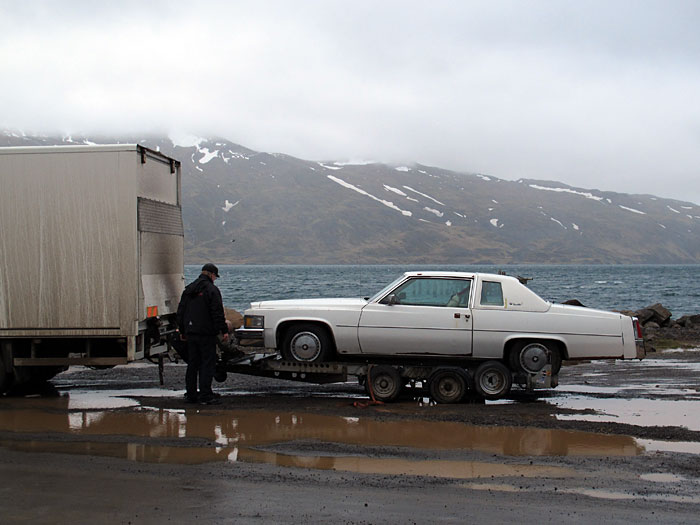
[2,0,699,203]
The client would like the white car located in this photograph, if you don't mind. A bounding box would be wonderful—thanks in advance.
[236,271,644,400]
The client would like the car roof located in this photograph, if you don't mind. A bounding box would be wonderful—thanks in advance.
[402,271,516,281]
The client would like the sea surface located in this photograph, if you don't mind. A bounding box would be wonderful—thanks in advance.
[185,264,700,318]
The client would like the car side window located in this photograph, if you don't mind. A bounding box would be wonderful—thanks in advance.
[383,278,472,307]
[480,281,504,306]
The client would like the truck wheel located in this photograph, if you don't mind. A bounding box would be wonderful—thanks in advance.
[509,341,562,375]
[282,324,332,363]
[473,361,512,400]
[367,365,402,402]
[428,368,469,404]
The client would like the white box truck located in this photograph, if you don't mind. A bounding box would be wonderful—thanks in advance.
[0,144,184,392]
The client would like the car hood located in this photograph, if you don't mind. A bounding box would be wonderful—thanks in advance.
[250,298,368,309]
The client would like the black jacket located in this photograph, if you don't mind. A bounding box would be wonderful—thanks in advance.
[176,274,227,336]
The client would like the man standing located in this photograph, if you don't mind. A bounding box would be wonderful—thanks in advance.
[176,263,229,404]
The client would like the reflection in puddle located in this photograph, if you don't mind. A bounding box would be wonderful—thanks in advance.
[1,394,698,479]
[640,473,686,483]
[561,488,700,504]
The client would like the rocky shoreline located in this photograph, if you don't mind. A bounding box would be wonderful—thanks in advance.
[618,303,700,351]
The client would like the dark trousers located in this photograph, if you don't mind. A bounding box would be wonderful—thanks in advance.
[185,334,217,401]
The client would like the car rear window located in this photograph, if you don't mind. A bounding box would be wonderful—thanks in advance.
[480,281,504,306]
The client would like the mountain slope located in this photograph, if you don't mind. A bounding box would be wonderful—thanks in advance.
[2,131,699,263]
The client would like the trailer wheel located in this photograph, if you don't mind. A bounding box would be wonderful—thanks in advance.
[473,361,512,400]
[509,341,562,375]
[281,324,332,363]
[428,368,469,404]
[368,365,402,402]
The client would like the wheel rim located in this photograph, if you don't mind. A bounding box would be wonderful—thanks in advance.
[519,343,548,373]
[290,331,322,361]
[479,369,506,396]
[437,376,463,402]
[372,373,399,398]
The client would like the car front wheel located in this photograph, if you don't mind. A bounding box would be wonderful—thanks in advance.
[281,324,332,363]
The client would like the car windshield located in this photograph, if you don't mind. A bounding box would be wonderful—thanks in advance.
[368,274,407,303]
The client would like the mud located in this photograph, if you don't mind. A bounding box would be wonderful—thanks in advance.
[1,348,700,523]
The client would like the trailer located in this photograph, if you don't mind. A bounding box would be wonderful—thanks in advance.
[0,144,184,392]
[217,345,556,403]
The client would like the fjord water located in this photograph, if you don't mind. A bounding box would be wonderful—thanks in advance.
[187,264,700,317]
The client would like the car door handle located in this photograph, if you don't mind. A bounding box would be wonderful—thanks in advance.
[454,313,471,320]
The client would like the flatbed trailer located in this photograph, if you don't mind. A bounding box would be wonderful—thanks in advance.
[218,347,556,403]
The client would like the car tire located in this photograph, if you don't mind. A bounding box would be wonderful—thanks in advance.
[473,360,512,400]
[509,341,562,375]
[428,368,470,404]
[367,365,402,402]
[281,324,332,363]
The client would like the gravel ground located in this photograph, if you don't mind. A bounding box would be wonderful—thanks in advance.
[1,348,699,524]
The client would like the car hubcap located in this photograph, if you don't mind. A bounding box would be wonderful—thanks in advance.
[519,343,548,373]
[290,332,321,361]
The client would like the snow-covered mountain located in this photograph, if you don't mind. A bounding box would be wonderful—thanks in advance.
[3,130,699,263]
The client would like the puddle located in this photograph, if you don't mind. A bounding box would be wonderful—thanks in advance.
[560,488,700,504]
[551,396,700,431]
[640,473,686,483]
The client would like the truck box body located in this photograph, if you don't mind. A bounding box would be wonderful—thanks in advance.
[0,145,183,372]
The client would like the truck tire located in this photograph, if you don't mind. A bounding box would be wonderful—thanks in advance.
[473,361,512,400]
[367,365,402,402]
[509,341,562,375]
[428,368,469,404]
[281,324,332,363]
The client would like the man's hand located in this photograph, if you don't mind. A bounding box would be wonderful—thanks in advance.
[222,333,230,343]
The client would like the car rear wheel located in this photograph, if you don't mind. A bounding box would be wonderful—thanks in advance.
[281,324,332,363]
[428,368,470,404]
[509,341,562,375]
[473,361,512,400]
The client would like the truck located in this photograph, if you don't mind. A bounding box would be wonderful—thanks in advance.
[0,144,184,393]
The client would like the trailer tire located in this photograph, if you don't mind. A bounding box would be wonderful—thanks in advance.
[428,368,469,404]
[281,324,332,363]
[368,365,402,402]
[473,361,512,400]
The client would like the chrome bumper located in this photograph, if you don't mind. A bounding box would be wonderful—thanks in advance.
[234,327,264,343]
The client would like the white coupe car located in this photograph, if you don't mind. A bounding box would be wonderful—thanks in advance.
[236,271,644,400]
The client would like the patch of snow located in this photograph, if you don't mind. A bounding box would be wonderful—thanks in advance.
[619,205,646,215]
[453,212,465,218]
[477,174,491,181]
[424,207,444,218]
[419,218,431,223]
[681,206,693,209]
[327,175,412,216]
[445,220,452,226]
[492,199,498,204]
[259,161,267,166]
[490,218,499,227]
[667,206,680,213]
[528,184,604,202]
[687,215,694,219]
[82,139,97,145]
[407,197,419,202]
[488,207,494,212]
[318,162,342,170]
[228,150,250,160]
[195,165,203,172]
[222,221,226,226]
[169,133,204,148]
[309,167,316,171]
[572,223,580,231]
[395,166,411,172]
[383,185,407,197]
[222,200,239,212]
[332,160,376,166]
[658,224,666,229]
[198,148,219,164]
[650,197,657,201]
[403,186,445,205]
[550,217,567,229]
[418,170,427,174]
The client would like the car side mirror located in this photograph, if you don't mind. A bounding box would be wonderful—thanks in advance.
[386,294,398,305]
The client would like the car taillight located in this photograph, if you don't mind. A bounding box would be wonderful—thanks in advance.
[633,318,643,339]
